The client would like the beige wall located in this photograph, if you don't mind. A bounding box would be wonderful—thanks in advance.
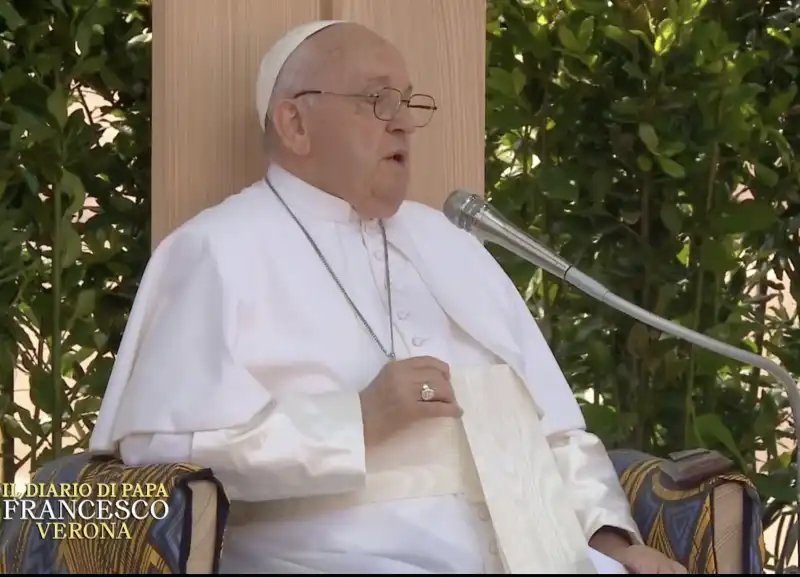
[151,0,486,245]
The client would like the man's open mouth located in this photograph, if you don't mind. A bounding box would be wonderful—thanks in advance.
[387,152,407,166]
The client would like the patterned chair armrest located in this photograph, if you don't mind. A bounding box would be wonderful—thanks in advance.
[610,448,766,574]
[0,452,229,574]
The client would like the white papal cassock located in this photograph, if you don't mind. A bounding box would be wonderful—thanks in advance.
[90,164,641,574]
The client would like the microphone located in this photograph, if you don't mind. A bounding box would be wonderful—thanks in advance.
[443,189,800,501]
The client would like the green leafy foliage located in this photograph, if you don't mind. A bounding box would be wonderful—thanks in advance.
[0,0,151,479]
[487,0,800,569]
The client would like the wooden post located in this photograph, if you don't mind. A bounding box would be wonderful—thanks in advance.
[151,0,485,246]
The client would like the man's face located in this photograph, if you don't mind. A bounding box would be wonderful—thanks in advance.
[301,27,419,219]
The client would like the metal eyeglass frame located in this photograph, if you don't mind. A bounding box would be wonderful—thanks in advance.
[293,87,438,127]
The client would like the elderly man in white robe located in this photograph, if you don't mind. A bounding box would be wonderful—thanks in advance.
[90,20,687,575]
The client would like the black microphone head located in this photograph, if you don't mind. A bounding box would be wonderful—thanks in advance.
[442,189,487,232]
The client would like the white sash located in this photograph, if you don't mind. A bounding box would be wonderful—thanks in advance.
[228,365,596,574]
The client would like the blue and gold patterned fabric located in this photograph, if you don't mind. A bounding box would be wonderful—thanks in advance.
[1,449,764,574]
[610,449,765,574]
[0,452,229,574]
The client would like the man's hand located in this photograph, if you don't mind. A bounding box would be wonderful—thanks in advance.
[590,527,686,574]
[359,356,462,447]
[614,544,687,574]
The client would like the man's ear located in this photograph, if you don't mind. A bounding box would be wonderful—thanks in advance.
[270,99,311,156]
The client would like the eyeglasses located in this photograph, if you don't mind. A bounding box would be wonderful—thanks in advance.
[293,87,437,128]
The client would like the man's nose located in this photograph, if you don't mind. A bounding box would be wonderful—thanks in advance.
[387,104,417,134]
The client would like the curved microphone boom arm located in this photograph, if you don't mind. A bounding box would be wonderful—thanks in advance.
[443,189,800,502]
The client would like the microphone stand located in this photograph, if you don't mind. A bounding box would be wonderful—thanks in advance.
[456,194,800,504]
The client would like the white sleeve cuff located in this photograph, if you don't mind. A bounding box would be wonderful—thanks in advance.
[191,391,367,502]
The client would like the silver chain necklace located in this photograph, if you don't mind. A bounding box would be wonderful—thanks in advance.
[264,176,397,362]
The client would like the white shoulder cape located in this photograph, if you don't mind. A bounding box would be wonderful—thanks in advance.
[90,180,586,451]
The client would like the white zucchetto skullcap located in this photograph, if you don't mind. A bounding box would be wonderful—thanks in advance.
[256,20,344,132]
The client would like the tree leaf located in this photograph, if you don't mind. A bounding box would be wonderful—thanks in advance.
[487,67,520,99]
[557,24,583,53]
[602,25,638,54]
[60,226,84,268]
[71,396,102,420]
[638,123,659,154]
[694,413,747,469]
[29,368,56,415]
[659,204,683,233]
[765,126,794,165]
[74,289,96,318]
[754,163,779,187]
[659,140,686,157]
[768,83,797,117]
[636,155,653,171]
[654,18,676,54]
[629,29,655,53]
[46,85,69,129]
[752,472,797,505]
[66,288,97,331]
[511,68,526,96]
[0,0,24,30]
[626,323,650,358]
[537,166,580,201]
[716,200,777,234]
[578,16,595,49]
[16,405,46,439]
[656,156,686,178]
[2,414,33,444]
[60,169,87,217]
[75,12,96,56]
[699,239,736,274]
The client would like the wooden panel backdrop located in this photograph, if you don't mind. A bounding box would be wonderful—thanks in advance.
[151,0,486,247]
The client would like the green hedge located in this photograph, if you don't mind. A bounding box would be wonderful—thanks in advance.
[0,0,151,474]
[486,1,799,566]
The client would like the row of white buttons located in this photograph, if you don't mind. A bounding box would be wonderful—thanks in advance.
[471,503,501,572]
[361,227,431,351]
[378,254,427,346]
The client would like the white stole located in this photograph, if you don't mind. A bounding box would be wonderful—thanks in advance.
[454,365,596,573]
